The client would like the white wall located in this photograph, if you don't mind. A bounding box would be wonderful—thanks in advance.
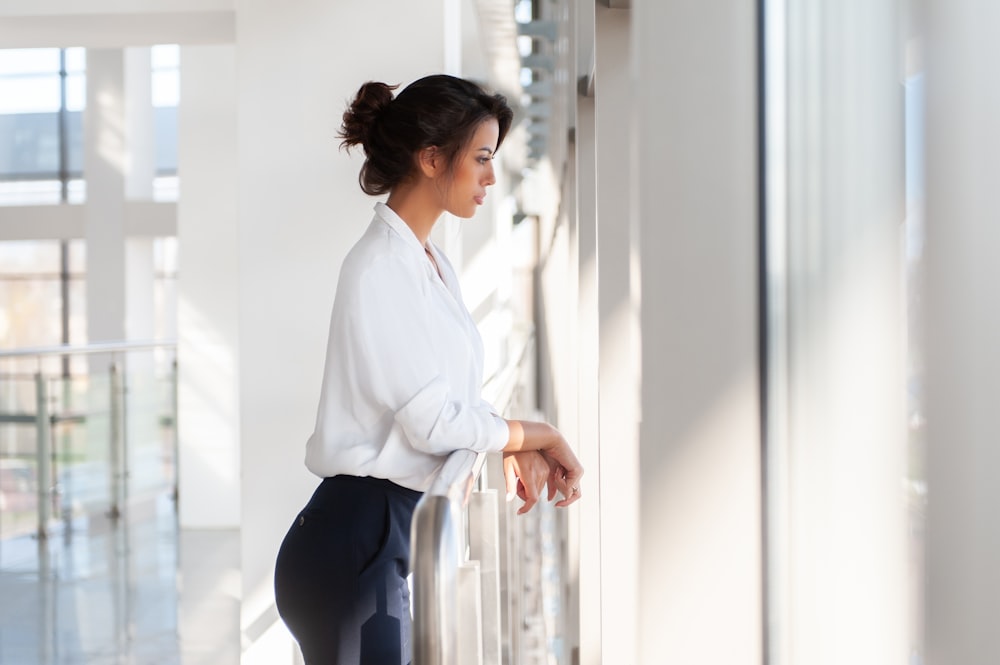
[632,1,762,663]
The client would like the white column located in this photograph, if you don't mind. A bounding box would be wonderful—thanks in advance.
[124,235,158,487]
[122,47,160,480]
[176,43,241,665]
[234,2,447,662]
[633,1,762,664]
[124,46,155,201]
[924,3,1000,664]
[593,5,638,664]
[85,48,126,349]
[176,44,240,531]
[124,41,156,344]
[558,4,582,663]
[125,238,155,342]
[574,1,601,662]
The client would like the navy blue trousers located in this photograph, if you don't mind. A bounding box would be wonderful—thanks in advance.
[274,475,421,665]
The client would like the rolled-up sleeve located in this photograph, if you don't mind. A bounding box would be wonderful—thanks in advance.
[395,375,509,454]
[350,254,509,455]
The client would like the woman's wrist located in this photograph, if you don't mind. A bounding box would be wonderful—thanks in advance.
[501,420,559,453]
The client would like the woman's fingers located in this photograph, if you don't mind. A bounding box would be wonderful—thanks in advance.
[541,438,584,507]
[502,453,519,501]
[555,479,581,507]
[546,462,559,501]
[518,480,538,514]
[548,465,582,507]
[516,455,544,515]
[504,451,549,514]
[506,446,582,513]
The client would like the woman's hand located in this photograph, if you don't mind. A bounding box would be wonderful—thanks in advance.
[540,433,584,508]
[503,451,553,515]
[502,420,584,508]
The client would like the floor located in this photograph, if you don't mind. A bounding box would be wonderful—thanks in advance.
[0,494,239,665]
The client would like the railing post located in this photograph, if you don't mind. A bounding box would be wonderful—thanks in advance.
[57,370,73,527]
[108,361,124,521]
[483,451,515,664]
[457,561,484,665]
[35,372,52,540]
[411,494,461,665]
[468,489,502,665]
[171,358,179,505]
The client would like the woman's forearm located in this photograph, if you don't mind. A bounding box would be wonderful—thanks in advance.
[501,420,559,453]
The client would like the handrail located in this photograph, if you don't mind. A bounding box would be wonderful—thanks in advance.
[410,449,484,665]
[410,326,534,665]
[0,339,177,359]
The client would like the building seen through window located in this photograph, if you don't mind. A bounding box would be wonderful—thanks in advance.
[0,46,180,354]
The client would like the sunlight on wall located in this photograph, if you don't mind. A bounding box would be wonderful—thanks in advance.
[95,91,125,173]
[640,363,760,662]
[177,296,240,528]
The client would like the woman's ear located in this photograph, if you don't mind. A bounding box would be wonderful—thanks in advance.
[417,146,441,179]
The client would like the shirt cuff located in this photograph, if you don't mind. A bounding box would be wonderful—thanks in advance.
[394,375,509,454]
[485,413,510,453]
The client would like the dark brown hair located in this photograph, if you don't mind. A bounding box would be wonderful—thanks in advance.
[338,74,514,196]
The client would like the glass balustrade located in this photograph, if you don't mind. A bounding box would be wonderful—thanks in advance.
[0,342,177,544]
[0,341,180,664]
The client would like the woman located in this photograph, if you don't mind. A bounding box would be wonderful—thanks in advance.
[273,74,583,665]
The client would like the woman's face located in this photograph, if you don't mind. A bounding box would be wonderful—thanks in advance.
[442,118,500,219]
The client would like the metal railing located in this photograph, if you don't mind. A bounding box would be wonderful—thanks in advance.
[410,327,536,665]
[411,448,487,664]
[0,339,178,540]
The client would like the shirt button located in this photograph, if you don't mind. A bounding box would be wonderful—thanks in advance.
[298,515,305,527]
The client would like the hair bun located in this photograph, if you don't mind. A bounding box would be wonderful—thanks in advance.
[339,81,398,152]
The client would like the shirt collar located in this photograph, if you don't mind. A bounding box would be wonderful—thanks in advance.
[374,201,428,256]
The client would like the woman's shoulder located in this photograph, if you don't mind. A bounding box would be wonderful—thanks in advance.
[339,220,423,291]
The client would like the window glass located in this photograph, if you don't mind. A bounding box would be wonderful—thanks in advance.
[0,241,62,349]
[151,44,179,108]
[65,48,87,112]
[151,45,179,177]
[0,48,85,198]
[0,49,61,114]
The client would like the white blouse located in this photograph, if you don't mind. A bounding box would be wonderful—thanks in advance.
[304,202,510,491]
